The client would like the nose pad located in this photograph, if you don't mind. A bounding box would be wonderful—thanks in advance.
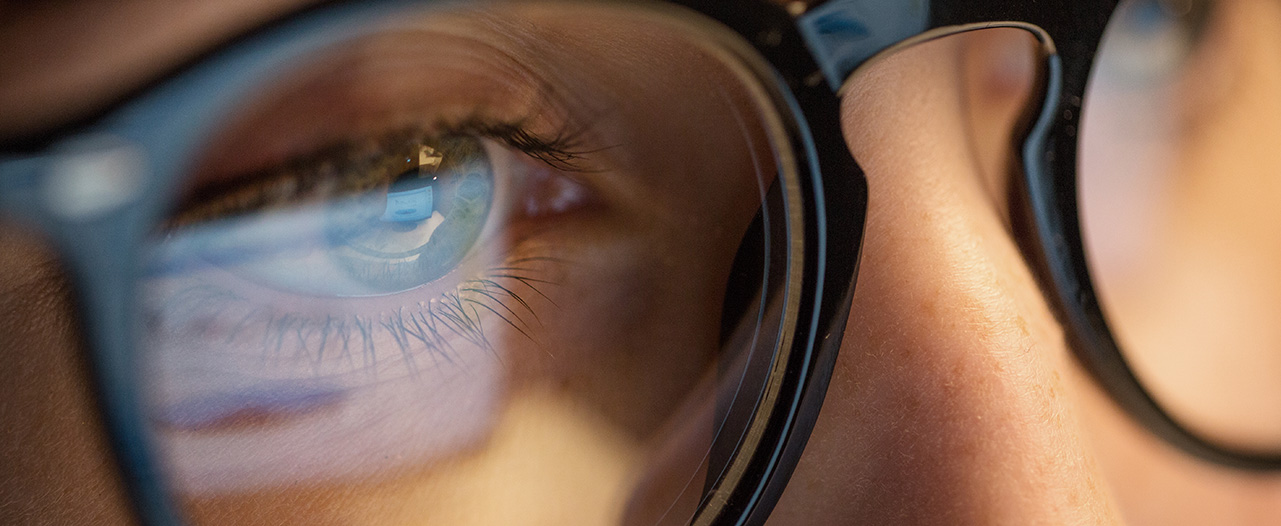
[766,29,1122,524]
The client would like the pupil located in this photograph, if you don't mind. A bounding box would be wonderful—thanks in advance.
[382,167,437,223]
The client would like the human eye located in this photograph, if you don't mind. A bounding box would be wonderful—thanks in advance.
[152,132,497,298]
[138,39,605,496]
[149,115,590,301]
[130,4,800,525]
[143,123,577,394]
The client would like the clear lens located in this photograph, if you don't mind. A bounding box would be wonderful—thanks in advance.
[1081,0,1281,452]
[136,3,802,524]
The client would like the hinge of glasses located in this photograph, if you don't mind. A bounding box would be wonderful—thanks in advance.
[793,0,929,92]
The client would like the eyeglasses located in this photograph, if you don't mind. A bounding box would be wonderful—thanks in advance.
[0,0,1277,524]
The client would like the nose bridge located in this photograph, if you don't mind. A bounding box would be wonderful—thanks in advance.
[769,28,1121,524]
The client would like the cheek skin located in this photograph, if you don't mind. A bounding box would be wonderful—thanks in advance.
[0,225,133,525]
[768,34,1120,524]
[1078,373,1281,525]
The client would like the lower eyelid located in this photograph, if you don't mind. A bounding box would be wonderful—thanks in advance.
[145,234,559,367]
[149,136,584,337]
[139,139,584,445]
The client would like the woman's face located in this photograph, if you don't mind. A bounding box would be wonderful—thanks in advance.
[2,1,1280,524]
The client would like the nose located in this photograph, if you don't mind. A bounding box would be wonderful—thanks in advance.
[767,30,1123,524]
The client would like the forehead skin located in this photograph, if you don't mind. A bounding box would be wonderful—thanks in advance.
[0,0,320,140]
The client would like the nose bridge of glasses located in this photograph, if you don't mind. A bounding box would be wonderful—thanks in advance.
[796,0,930,91]
[796,0,1061,96]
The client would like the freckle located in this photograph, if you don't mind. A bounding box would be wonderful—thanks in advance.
[1015,315,1030,337]
[920,298,937,315]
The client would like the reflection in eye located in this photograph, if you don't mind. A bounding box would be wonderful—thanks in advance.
[129,6,790,522]
[140,122,580,492]
[150,132,495,297]
[139,121,587,421]
[330,138,494,295]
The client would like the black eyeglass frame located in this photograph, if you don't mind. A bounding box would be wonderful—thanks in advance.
[970,0,1281,470]
[1,0,1277,525]
[791,0,1281,474]
[0,1,859,524]
[789,0,1281,483]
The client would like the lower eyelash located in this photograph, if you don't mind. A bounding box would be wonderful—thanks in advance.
[147,255,560,380]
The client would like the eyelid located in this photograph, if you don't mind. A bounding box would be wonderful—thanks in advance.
[168,118,588,227]
[152,128,600,281]
[176,23,588,181]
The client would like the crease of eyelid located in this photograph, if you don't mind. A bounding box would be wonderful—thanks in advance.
[166,123,589,234]
[401,13,627,163]
[184,28,606,190]
[366,23,627,172]
[385,18,591,133]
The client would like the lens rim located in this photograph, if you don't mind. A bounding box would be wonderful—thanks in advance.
[1001,0,1281,467]
[9,0,1278,525]
[0,0,865,524]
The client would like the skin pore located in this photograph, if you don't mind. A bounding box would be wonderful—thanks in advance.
[3,1,1281,525]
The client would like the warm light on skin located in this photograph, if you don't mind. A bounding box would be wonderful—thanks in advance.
[3,4,769,524]
[3,2,1281,526]
[770,32,1121,524]
[155,7,771,524]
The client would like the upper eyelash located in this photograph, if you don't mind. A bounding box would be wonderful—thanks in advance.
[164,116,592,230]
[438,114,594,171]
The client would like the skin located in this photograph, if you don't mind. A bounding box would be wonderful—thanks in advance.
[3,0,1281,525]
[1081,0,1281,450]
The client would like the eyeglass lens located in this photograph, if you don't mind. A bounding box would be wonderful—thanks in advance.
[1080,0,1281,453]
[132,3,798,524]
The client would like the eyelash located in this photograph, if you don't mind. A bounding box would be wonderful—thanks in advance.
[156,253,558,377]
[293,257,555,373]
[167,114,590,229]
[151,115,582,377]
[442,114,592,171]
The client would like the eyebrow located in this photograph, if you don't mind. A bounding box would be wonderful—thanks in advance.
[0,0,321,142]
